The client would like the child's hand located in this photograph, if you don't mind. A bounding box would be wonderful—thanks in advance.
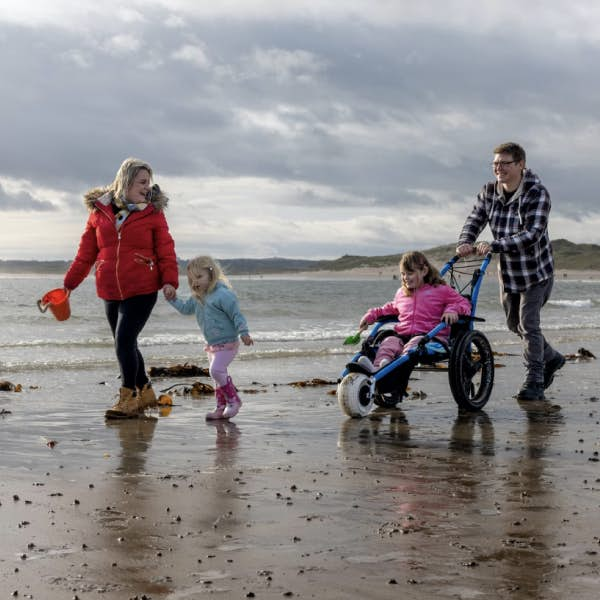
[163,284,177,301]
[359,319,369,331]
[441,311,459,325]
[241,334,254,346]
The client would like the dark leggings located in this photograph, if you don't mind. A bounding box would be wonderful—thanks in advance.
[104,292,157,390]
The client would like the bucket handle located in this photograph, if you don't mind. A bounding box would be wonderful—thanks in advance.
[37,289,70,314]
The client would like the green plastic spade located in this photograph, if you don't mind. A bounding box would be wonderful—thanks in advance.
[343,331,362,345]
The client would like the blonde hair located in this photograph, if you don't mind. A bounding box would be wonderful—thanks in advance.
[399,251,446,295]
[111,157,153,207]
[187,255,231,300]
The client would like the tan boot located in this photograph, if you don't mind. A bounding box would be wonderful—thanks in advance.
[105,387,141,419]
[138,383,158,410]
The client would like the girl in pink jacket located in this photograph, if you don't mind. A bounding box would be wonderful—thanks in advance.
[358,251,471,371]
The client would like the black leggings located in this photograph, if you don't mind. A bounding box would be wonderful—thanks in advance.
[104,292,157,390]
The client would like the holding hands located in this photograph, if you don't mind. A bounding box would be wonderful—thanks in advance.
[163,284,177,301]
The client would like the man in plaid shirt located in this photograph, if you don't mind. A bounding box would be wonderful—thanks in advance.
[456,142,565,401]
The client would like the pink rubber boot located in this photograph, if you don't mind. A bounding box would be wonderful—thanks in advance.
[222,377,242,419]
[206,387,227,420]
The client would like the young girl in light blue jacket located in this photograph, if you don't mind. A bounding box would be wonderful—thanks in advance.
[166,256,254,420]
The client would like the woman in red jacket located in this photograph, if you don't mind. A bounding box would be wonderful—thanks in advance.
[64,158,179,419]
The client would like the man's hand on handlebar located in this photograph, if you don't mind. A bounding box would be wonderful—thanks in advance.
[456,242,491,257]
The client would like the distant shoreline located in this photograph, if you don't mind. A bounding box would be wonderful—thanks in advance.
[2,266,600,281]
[240,266,600,281]
[2,238,599,277]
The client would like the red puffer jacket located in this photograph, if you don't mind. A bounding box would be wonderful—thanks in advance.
[64,187,179,301]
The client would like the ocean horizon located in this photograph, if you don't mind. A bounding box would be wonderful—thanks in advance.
[1,272,599,375]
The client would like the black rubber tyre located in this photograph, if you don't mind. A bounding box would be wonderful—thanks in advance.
[448,330,494,411]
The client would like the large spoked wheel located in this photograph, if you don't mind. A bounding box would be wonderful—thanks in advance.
[448,330,494,411]
[338,372,374,418]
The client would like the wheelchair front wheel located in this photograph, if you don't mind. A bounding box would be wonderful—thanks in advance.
[448,330,494,411]
[337,372,374,418]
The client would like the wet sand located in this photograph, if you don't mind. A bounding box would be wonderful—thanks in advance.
[1,340,600,599]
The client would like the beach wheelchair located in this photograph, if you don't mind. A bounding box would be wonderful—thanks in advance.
[338,254,494,417]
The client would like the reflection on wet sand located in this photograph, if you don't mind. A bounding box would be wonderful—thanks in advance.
[206,420,241,470]
[333,397,600,599]
[99,416,172,596]
[337,409,412,458]
[444,411,496,511]
[335,409,506,597]
[200,420,242,534]
[338,409,497,528]
[106,416,158,476]
[92,416,245,597]
[482,400,564,598]
[449,411,495,457]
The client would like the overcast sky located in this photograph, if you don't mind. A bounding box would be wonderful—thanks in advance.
[1,1,600,261]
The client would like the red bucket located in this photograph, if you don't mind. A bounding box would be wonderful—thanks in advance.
[37,288,71,321]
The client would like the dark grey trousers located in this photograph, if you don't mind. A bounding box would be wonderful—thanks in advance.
[501,276,559,385]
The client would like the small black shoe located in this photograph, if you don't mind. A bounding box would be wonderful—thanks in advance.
[516,382,545,401]
[374,392,402,408]
[543,353,566,389]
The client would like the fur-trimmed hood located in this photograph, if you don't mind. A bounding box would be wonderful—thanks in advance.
[83,184,169,212]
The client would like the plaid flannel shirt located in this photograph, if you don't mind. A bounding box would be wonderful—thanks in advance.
[458,169,554,293]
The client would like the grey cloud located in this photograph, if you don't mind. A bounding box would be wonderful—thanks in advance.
[1,8,600,243]
[0,183,57,212]
[296,189,350,208]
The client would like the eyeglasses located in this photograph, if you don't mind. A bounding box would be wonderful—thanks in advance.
[491,160,518,169]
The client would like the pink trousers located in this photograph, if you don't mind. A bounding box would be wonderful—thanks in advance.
[374,335,424,367]
[205,342,240,387]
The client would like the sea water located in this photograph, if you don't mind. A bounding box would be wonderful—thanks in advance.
[1,271,599,377]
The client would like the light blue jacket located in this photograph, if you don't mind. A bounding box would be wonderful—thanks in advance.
[168,282,250,345]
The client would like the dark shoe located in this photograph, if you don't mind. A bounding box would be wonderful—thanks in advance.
[543,353,566,389]
[374,392,403,409]
[516,382,545,401]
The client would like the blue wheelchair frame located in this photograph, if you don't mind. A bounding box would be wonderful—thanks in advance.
[338,253,494,414]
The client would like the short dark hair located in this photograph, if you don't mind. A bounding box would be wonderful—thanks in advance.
[493,142,526,164]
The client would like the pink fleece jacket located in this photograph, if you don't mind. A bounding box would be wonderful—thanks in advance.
[361,283,472,341]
